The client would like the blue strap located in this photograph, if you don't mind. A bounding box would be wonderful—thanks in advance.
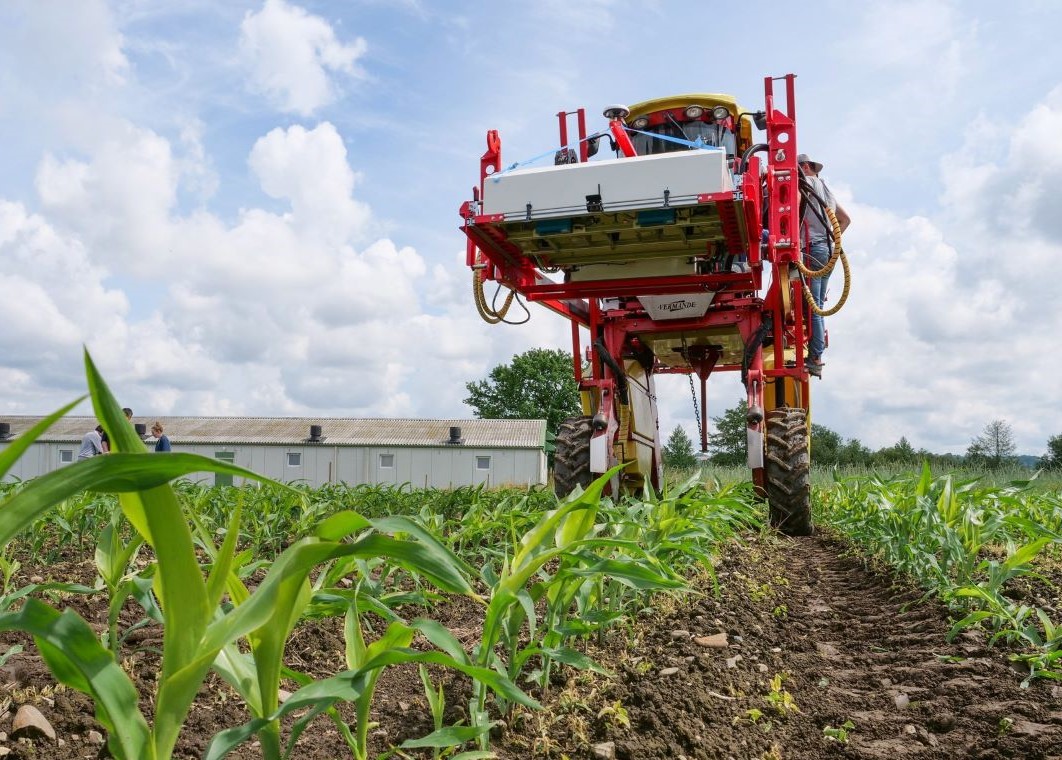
[491,146,563,181]
[490,127,722,183]
[490,133,603,182]
[624,127,724,151]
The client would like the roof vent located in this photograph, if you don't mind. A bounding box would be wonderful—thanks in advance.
[308,424,324,443]
[134,423,147,439]
[0,423,10,441]
[447,426,464,445]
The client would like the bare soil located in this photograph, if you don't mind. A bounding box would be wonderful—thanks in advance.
[1,533,1061,759]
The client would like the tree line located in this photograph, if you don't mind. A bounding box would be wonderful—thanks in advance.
[460,348,1062,472]
[663,400,1062,471]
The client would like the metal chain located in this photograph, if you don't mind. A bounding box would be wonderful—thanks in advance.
[688,373,704,446]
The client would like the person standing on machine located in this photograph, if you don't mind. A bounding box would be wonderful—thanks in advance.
[798,153,851,377]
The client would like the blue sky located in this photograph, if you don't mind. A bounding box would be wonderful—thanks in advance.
[1,0,1060,457]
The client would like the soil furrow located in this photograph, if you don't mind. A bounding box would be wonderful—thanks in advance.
[566,534,1062,760]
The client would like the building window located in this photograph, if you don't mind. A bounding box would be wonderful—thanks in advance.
[59,449,73,463]
[287,452,302,467]
[215,452,235,487]
[476,456,491,470]
[379,453,395,468]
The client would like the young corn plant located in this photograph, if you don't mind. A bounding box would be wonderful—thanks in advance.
[94,505,147,651]
[0,351,335,760]
[400,664,494,759]
[202,506,536,760]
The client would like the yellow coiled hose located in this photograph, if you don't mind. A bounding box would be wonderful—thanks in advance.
[795,206,850,317]
[472,249,515,324]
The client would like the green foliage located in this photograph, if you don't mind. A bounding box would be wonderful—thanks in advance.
[463,348,581,434]
[1041,434,1062,470]
[0,356,767,757]
[966,419,1018,469]
[707,400,748,466]
[819,464,1062,682]
[662,426,697,469]
[810,424,872,466]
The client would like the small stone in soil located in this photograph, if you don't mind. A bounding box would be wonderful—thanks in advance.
[659,667,680,676]
[726,655,742,668]
[693,633,728,648]
[11,704,56,741]
[895,693,910,709]
[670,629,691,640]
[592,740,616,759]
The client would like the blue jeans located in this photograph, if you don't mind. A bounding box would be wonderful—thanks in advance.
[807,237,830,360]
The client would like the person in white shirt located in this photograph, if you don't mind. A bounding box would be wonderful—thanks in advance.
[799,153,851,377]
[78,425,105,460]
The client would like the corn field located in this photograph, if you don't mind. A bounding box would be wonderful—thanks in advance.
[1,352,1060,758]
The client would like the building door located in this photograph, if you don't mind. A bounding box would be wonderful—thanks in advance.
[215,451,235,486]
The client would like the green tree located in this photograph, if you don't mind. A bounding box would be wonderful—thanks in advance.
[707,400,748,466]
[873,436,919,466]
[966,419,1018,469]
[464,348,581,435]
[662,426,697,469]
[1040,434,1062,470]
[810,423,843,466]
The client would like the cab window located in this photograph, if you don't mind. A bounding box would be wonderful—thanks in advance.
[629,120,736,157]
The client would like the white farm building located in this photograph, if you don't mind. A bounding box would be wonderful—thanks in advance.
[0,416,548,489]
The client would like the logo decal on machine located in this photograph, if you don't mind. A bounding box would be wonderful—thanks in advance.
[638,293,716,320]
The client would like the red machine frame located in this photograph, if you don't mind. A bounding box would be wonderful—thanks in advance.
[460,75,812,494]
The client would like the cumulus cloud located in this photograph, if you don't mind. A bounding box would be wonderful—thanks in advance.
[798,89,1062,454]
[248,122,370,244]
[35,124,178,271]
[2,107,531,422]
[239,0,367,116]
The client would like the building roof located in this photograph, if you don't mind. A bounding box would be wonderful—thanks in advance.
[0,416,547,449]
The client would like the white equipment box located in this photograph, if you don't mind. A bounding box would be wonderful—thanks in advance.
[482,149,733,221]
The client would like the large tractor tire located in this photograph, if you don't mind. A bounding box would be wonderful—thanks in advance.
[765,407,812,536]
[553,416,593,498]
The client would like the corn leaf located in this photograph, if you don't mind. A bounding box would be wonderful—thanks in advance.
[0,599,150,760]
[400,723,494,749]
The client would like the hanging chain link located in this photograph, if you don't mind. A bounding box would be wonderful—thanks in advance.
[684,332,705,447]
[688,373,704,446]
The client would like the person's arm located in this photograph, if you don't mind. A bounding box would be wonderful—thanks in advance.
[835,202,851,234]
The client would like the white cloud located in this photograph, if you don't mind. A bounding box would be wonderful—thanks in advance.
[239,0,367,116]
[0,0,129,93]
[248,122,370,244]
[34,123,179,271]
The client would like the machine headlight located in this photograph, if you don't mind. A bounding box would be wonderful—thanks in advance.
[684,105,705,119]
[631,116,649,129]
[712,105,731,121]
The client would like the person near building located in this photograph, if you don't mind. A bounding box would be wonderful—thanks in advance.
[798,153,851,377]
[152,422,171,452]
[78,425,105,460]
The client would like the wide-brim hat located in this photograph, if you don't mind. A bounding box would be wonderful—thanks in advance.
[797,153,823,173]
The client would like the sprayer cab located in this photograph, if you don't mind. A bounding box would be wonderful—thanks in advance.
[622,94,757,160]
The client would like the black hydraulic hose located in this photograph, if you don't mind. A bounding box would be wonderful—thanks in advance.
[593,338,630,406]
[798,173,832,233]
[739,143,769,174]
[741,321,770,387]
